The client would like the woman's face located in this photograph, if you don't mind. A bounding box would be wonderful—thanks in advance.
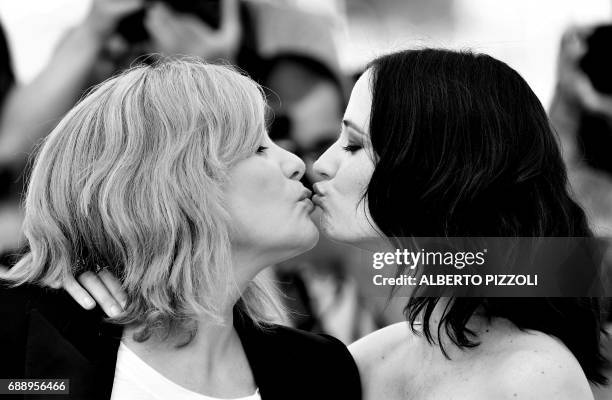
[312,70,380,245]
[225,134,319,264]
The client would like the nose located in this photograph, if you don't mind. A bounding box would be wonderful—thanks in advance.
[312,145,336,181]
[281,147,306,180]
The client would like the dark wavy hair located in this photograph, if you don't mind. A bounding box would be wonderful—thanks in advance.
[365,49,608,384]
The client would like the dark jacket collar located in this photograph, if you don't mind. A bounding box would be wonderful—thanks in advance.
[23,290,122,400]
[25,298,283,400]
[233,308,285,399]
[23,289,360,400]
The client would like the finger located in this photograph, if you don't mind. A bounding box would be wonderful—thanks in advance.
[48,277,63,289]
[63,274,97,310]
[98,268,127,309]
[77,271,123,317]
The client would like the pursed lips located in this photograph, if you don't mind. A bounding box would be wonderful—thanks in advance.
[312,183,326,196]
[311,183,326,207]
[298,188,312,202]
[297,188,315,213]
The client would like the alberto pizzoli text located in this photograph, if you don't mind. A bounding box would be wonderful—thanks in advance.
[373,274,539,287]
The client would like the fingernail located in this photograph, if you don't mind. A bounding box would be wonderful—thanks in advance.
[82,297,95,309]
[110,305,121,317]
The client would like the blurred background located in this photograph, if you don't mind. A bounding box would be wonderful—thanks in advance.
[0,1,611,396]
[1,0,610,101]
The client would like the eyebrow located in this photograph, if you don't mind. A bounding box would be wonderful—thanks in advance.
[342,119,368,137]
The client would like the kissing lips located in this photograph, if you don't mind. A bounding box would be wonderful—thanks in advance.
[311,194,324,209]
[312,183,329,211]
[298,197,315,213]
[298,188,313,201]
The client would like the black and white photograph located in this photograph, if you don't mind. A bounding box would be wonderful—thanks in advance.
[0,0,611,399]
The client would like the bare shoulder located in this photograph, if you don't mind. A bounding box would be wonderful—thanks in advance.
[348,321,414,374]
[348,322,419,400]
[483,330,593,400]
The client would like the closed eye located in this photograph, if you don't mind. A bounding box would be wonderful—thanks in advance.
[342,144,362,153]
[256,146,268,154]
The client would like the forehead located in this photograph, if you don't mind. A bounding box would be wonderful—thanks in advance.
[344,69,373,134]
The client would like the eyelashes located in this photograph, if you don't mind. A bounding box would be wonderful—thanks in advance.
[256,141,361,155]
[341,130,364,154]
[342,144,362,153]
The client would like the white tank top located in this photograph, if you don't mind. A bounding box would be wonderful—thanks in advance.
[111,343,262,400]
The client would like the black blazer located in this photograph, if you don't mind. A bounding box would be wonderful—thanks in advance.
[0,284,362,400]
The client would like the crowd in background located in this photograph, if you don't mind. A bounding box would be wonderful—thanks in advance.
[0,2,611,395]
[0,0,395,345]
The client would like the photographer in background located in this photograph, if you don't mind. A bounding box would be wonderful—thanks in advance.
[0,0,143,263]
[0,0,244,264]
[549,24,612,400]
[550,25,612,235]
[1,0,389,342]
[0,0,242,168]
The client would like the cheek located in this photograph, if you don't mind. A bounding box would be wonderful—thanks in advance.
[245,171,279,202]
[231,162,282,204]
[321,153,377,240]
[227,164,285,234]
[334,154,374,201]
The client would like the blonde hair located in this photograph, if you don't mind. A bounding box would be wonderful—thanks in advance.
[2,58,286,339]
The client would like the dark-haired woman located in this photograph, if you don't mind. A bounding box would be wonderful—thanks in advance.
[312,49,607,399]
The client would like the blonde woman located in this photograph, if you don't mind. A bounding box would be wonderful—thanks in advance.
[0,59,361,400]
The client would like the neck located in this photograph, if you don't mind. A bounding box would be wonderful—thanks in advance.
[118,252,274,396]
[122,249,271,365]
[122,312,256,397]
[123,312,238,363]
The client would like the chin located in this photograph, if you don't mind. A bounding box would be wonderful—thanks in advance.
[290,221,320,251]
[319,215,379,249]
[320,217,354,244]
[274,228,319,264]
[300,224,320,251]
